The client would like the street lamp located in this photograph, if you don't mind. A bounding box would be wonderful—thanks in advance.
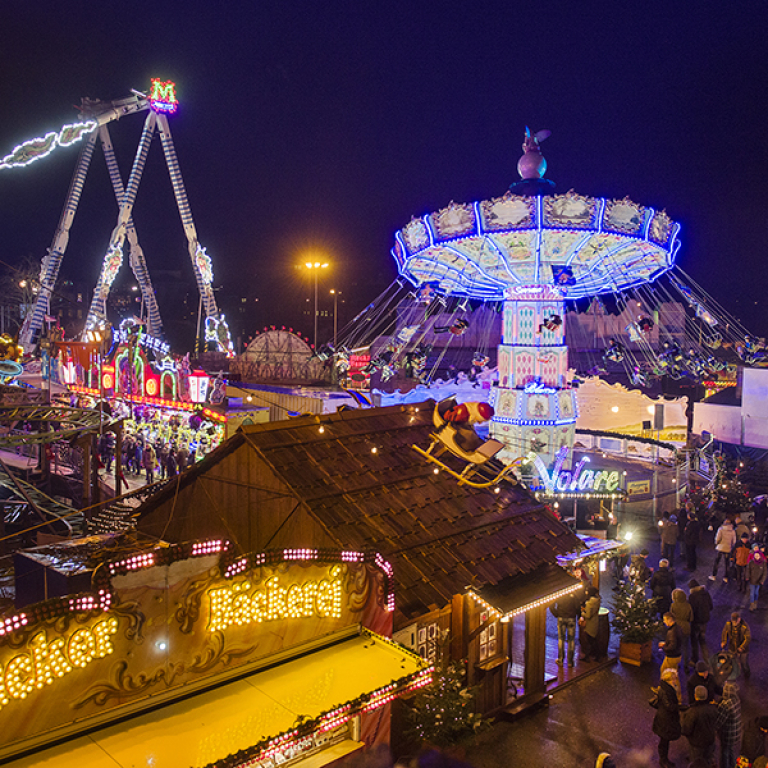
[330,289,341,351]
[303,261,328,350]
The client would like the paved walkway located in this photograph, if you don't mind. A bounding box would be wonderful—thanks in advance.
[462,528,767,768]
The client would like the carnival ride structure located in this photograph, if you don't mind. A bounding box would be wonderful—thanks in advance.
[1,79,234,357]
[327,129,765,470]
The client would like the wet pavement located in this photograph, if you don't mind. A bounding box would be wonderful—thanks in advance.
[463,527,767,768]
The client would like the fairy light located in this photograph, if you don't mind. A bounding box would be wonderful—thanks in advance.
[108,552,155,575]
[0,120,97,170]
[191,540,225,557]
[468,580,583,623]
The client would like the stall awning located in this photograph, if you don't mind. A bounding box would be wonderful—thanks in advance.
[557,533,626,566]
[468,563,583,620]
[7,630,431,768]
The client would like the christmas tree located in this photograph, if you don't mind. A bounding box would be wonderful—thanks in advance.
[611,579,661,643]
[405,661,489,747]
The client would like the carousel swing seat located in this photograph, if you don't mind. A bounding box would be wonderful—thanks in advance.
[411,399,515,488]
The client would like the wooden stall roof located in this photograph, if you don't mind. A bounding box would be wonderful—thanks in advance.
[135,401,582,621]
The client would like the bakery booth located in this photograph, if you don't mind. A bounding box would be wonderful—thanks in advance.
[1,537,430,768]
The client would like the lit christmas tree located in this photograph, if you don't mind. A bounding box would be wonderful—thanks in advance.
[405,662,489,747]
[612,579,661,643]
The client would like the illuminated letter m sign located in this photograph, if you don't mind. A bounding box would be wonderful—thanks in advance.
[149,79,179,114]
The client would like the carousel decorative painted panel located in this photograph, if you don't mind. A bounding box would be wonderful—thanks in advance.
[497,346,513,389]
[480,196,534,230]
[431,203,476,240]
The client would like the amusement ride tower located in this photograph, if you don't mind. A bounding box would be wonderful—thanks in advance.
[391,129,680,468]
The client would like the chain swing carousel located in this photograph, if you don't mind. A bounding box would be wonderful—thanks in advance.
[387,128,681,473]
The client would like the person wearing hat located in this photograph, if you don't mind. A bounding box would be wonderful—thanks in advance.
[688,578,713,665]
[629,548,652,584]
[681,685,719,767]
[721,612,751,679]
[746,543,767,612]
[595,753,616,768]
[687,660,721,705]
[715,680,742,768]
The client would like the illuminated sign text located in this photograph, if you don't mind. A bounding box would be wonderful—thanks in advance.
[208,567,343,632]
[531,447,620,495]
[0,617,118,708]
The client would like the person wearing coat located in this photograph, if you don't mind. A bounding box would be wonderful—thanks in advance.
[681,685,719,767]
[670,588,693,670]
[661,515,680,565]
[721,611,751,679]
[580,586,601,662]
[746,544,767,612]
[715,680,742,768]
[688,578,713,664]
[650,559,676,617]
[684,513,701,571]
[710,519,737,582]
[652,668,682,768]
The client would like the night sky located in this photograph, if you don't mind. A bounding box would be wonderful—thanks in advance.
[1,2,767,349]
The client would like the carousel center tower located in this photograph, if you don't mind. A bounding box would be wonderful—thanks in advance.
[391,129,681,468]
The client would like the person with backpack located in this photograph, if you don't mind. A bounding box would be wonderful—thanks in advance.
[710,519,737,583]
[720,612,751,680]
[550,588,583,667]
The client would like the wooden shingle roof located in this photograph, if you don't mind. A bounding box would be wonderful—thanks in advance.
[236,401,581,619]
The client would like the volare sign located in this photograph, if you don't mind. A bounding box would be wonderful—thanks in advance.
[531,447,620,495]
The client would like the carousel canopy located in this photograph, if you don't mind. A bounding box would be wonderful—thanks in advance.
[392,192,680,301]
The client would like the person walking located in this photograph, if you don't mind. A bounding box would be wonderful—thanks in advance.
[715,680,742,768]
[684,512,701,572]
[579,586,601,662]
[661,515,680,565]
[746,543,767,612]
[652,668,682,768]
[720,611,751,680]
[734,533,752,593]
[688,578,713,665]
[659,612,683,676]
[670,589,693,671]
[650,559,676,617]
[681,685,719,767]
[710,518,736,583]
[550,589,582,667]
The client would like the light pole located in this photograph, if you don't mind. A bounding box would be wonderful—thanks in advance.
[330,289,341,351]
[304,261,328,350]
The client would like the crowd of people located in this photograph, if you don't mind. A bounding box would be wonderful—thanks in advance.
[98,427,196,486]
[625,500,768,768]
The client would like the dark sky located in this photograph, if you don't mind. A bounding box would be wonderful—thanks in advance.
[1,1,768,348]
